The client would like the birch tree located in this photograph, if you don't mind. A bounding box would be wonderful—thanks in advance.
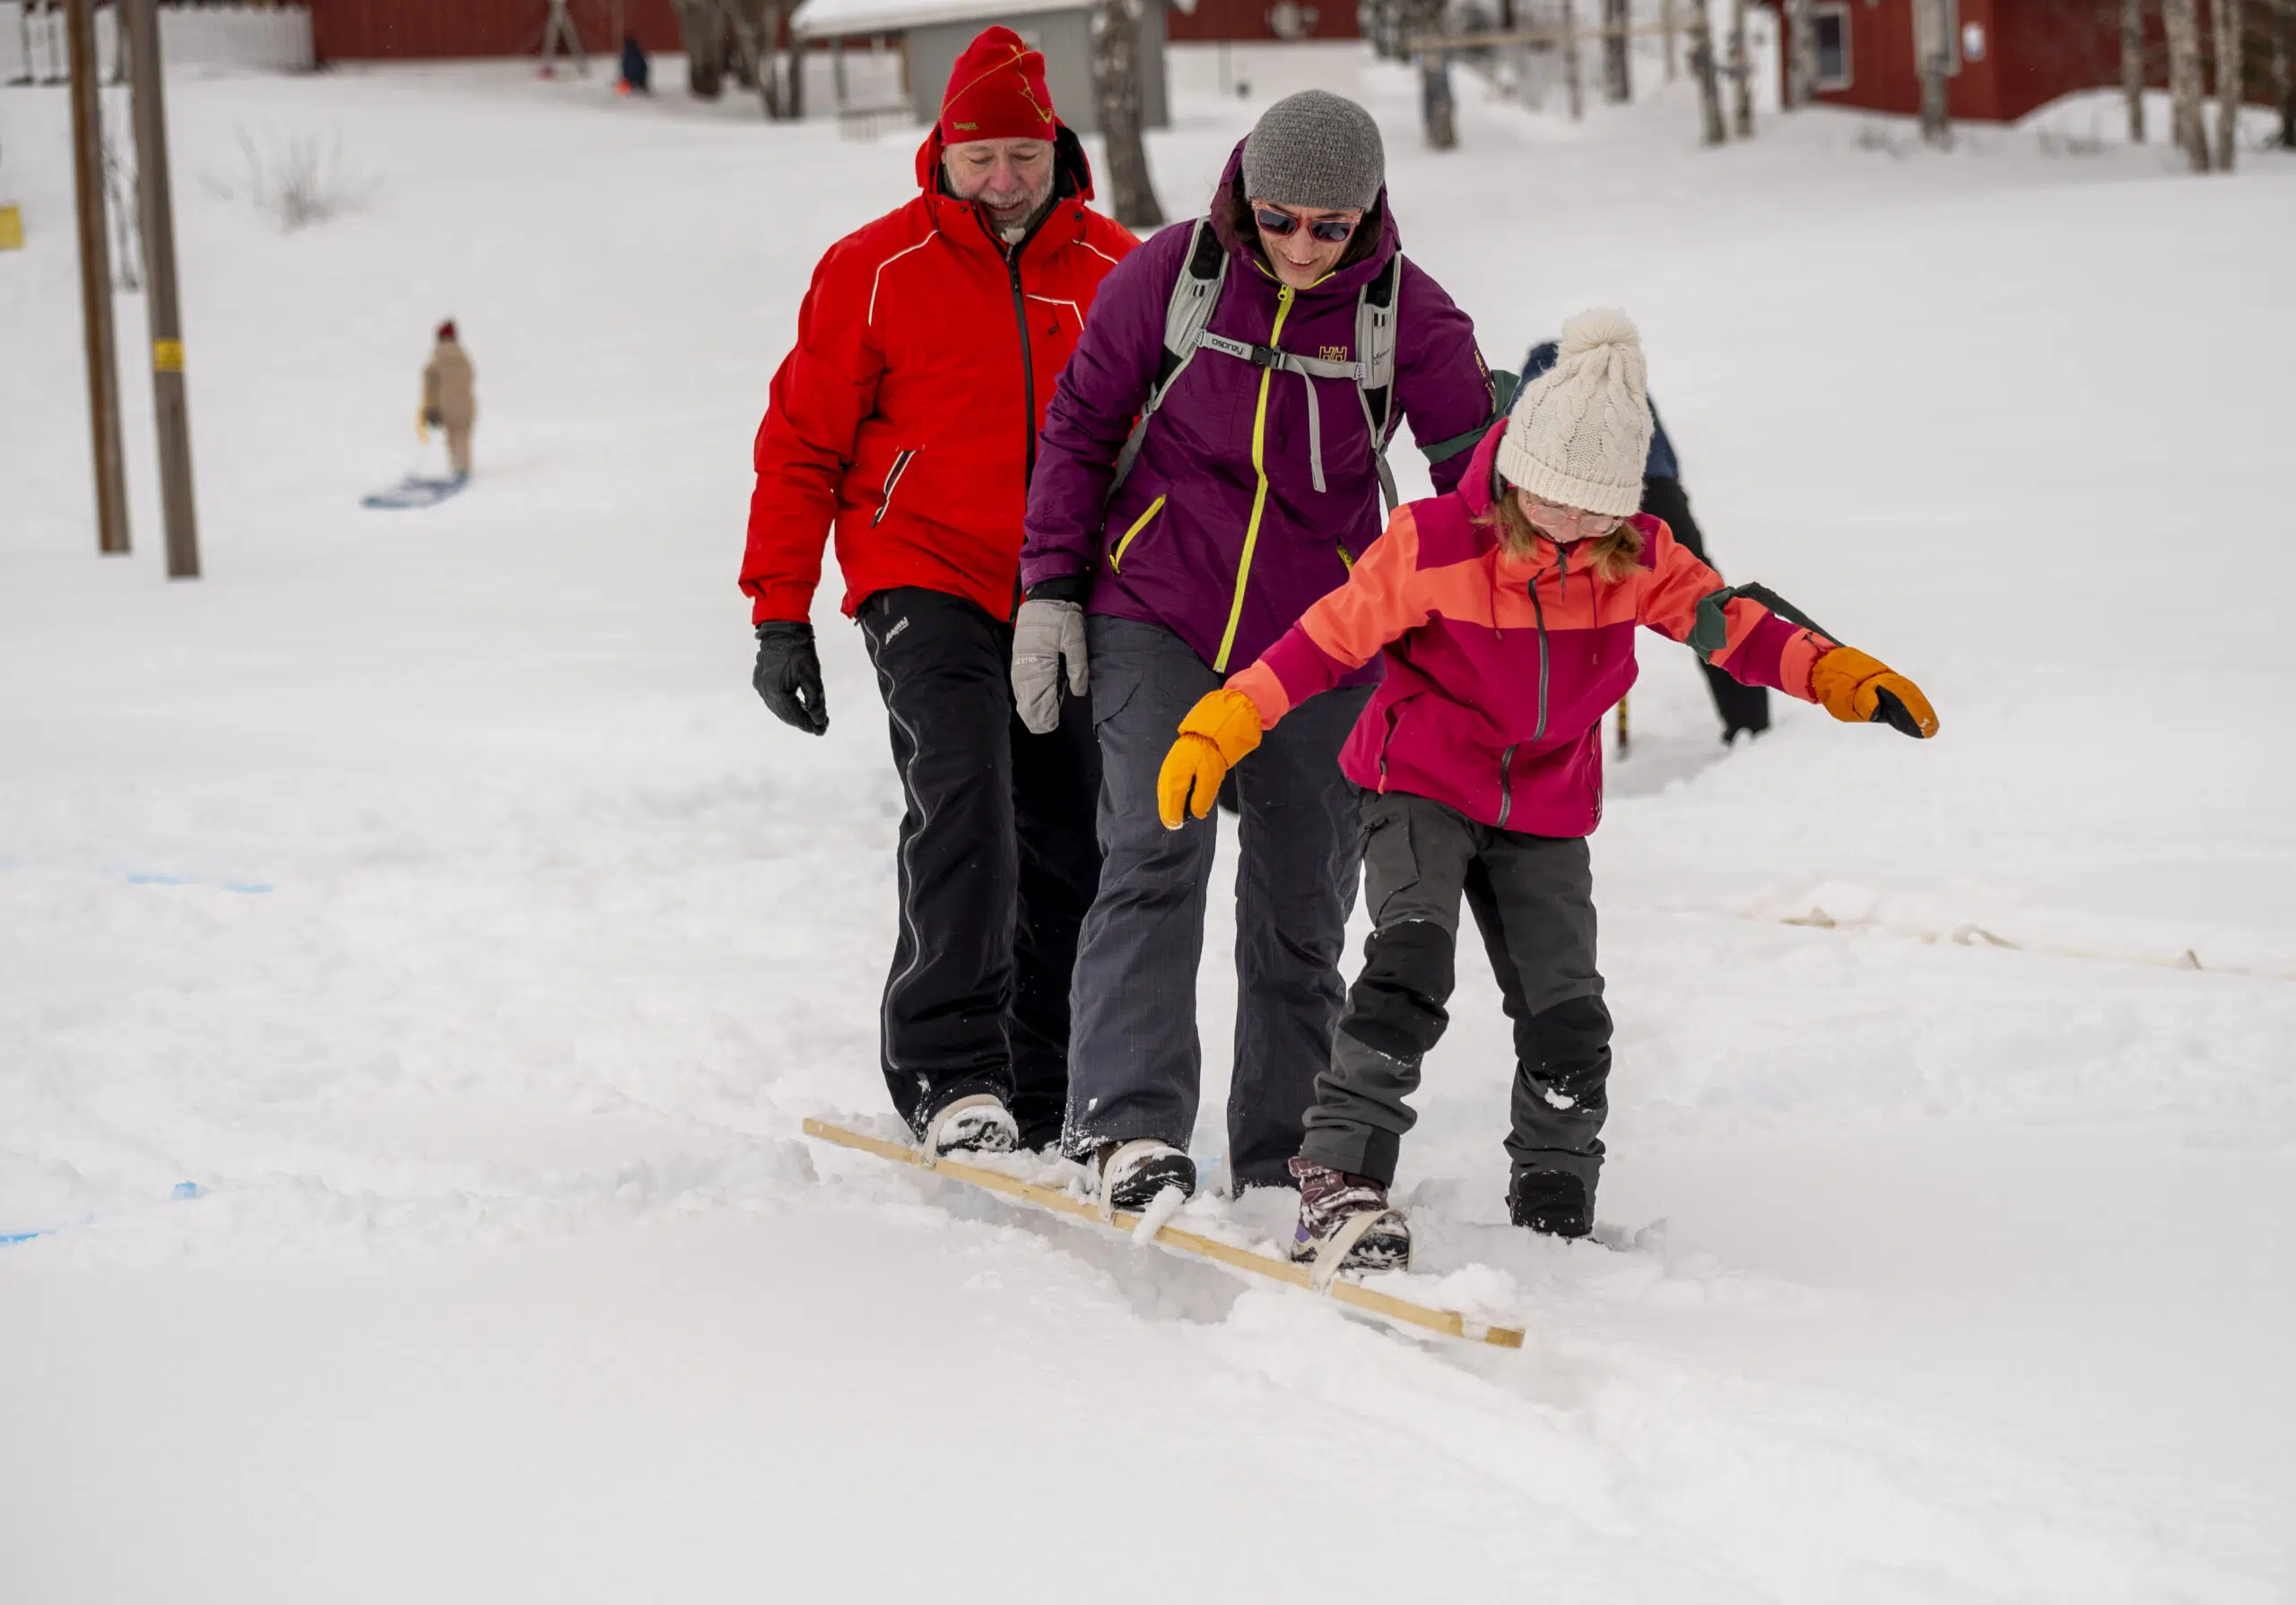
[1727,0,1753,137]
[1561,0,1587,119]
[1786,0,1817,106]
[1603,0,1631,101]
[1914,0,1952,144]
[2164,0,2211,168]
[2213,0,2244,169]
[2122,0,2147,142]
[2278,0,2296,147]
[1091,0,1163,227]
[1690,0,1726,143]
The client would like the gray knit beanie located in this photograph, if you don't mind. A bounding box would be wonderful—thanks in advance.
[1494,308,1654,519]
[1240,90,1385,213]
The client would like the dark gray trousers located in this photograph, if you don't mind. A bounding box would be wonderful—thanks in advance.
[1300,789,1612,1193]
[1064,616,1371,1190]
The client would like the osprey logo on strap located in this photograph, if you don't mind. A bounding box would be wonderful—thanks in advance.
[1107,217,1406,514]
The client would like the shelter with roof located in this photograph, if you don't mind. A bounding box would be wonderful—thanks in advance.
[792,0,1173,132]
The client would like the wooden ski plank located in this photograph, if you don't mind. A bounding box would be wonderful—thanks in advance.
[801,1117,1526,1349]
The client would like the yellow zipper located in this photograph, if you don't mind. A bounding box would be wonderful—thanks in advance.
[1109,494,1165,573]
[1213,284,1295,672]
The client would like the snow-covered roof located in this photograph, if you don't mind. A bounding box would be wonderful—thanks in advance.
[791,0,1084,40]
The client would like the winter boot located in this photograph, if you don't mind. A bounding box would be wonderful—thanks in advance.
[1095,1140,1196,1214]
[1508,1169,1593,1238]
[1287,1157,1411,1272]
[919,1093,1018,1160]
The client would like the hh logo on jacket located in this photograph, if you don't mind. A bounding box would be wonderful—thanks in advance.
[1319,344,1351,362]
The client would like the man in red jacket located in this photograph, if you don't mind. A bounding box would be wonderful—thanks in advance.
[742,28,1135,1158]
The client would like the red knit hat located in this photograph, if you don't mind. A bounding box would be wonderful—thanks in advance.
[938,27,1057,144]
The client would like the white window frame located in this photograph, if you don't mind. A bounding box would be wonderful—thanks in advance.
[1813,3,1852,91]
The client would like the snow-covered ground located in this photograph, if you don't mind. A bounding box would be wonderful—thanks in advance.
[4,56,2294,1604]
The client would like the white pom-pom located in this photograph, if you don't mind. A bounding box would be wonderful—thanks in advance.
[1557,307,1641,359]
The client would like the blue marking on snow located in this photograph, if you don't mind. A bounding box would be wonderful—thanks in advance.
[0,1183,202,1247]
[121,872,274,894]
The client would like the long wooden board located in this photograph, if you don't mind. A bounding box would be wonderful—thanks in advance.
[802,1117,1526,1349]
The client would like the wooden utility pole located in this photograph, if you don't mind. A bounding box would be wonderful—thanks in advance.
[66,0,130,556]
[125,0,199,579]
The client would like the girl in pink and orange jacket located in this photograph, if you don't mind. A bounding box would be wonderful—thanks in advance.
[1154,310,1939,1273]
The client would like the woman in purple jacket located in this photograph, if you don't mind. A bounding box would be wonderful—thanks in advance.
[1011,91,1496,1208]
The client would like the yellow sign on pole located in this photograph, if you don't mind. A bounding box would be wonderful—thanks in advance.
[153,338,185,372]
[0,205,24,252]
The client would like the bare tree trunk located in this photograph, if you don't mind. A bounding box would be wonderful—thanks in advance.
[1421,48,1459,146]
[1690,0,1726,143]
[2164,0,2212,167]
[1664,0,1680,78]
[1786,0,1816,105]
[1727,0,1752,136]
[2279,0,2296,146]
[1091,0,1163,228]
[2213,0,2243,168]
[2123,0,2147,141]
[1561,0,1587,119]
[1914,0,1952,143]
[1603,0,1631,100]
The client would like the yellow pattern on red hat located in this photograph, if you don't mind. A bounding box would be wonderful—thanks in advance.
[939,26,1057,143]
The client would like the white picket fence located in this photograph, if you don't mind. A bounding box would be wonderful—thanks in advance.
[2,3,314,82]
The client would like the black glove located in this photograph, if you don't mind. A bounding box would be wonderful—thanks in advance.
[752,621,828,735]
[423,407,444,428]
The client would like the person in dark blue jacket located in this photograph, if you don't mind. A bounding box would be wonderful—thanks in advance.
[620,33,651,94]
[1522,339,1770,743]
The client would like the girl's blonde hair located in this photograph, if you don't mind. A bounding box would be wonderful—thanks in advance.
[1483,487,1645,583]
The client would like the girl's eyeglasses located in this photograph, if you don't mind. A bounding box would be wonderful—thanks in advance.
[1253,205,1357,244]
[1520,494,1625,538]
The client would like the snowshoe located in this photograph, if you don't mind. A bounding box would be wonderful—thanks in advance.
[1508,1169,1593,1238]
[1287,1157,1411,1273]
[1095,1140,1196,1216]
[919,1093,1018,1161]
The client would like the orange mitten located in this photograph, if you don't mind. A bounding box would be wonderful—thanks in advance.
[1811,647,1939,739]
[1158,689,1265,829]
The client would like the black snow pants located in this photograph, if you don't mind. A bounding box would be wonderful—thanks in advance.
[1641,475,1771,742]
[1300,790,1612,1219]
[857,587,1101,1150]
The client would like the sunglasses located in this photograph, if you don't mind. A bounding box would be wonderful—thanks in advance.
[1253,205,1357,244]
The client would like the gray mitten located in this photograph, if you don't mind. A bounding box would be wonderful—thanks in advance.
[1011,597,1088,735]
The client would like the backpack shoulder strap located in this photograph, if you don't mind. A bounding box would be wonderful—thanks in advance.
[1355,252,1405,512]
[1108,219,1228,499]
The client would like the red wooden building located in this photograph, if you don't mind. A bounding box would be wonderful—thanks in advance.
[1167,0,1361,43]
[1784,0,2158,121]
[305,0,688,63]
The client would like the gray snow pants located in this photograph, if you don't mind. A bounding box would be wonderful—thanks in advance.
[1064,616,1371,1190]
[1299,789,1612,1197]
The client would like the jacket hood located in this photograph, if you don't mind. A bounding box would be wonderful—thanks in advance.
[1462,418,1508,519]
[1208,139,1398,301]
[914,121,1095,205]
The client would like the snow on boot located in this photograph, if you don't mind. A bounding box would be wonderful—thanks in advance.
[1287,1157,1411,1274]
[1096,1139,1196,1217]
[920,1093,1018,1162]
[1509,1169,1593,1238]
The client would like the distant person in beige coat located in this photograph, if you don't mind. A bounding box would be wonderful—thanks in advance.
[422,320,476,478]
